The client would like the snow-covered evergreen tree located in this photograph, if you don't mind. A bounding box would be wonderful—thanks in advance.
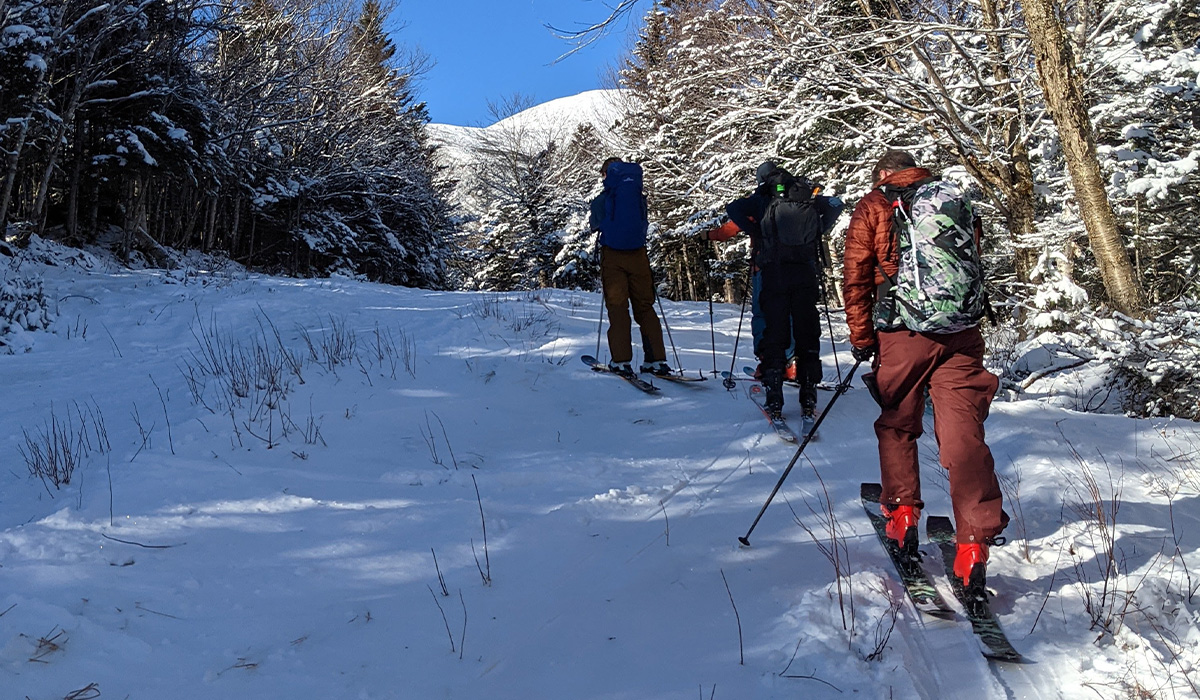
[0,0,450,288]
[1087,0,1199,304]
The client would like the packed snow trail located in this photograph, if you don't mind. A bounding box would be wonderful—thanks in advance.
[0,250,1193,698]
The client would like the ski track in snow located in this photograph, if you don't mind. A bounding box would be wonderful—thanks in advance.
[1,250,1198,699]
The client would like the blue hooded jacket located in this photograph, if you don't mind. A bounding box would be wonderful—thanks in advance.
[588,161,649,250]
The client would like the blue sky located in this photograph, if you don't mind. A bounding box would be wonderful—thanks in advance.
[390,0,639,127]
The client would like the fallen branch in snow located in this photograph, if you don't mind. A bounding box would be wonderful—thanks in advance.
[57,294,98,304]
[28,626,67,663]
[101,533,182,549]
[1019,357,1092,390]
[135,603,181,620]
[62,682,101,700]
[779,671,843,693]
[216,657,259,676]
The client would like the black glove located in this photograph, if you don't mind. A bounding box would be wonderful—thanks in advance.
[852,343,878,363]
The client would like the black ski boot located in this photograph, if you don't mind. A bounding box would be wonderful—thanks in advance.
[639,360,674,377]
[800,380,818,421]
[763,368,785,420]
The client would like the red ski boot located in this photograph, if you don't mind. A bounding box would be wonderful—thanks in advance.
[883,505,920,556]
[953,543,989,598]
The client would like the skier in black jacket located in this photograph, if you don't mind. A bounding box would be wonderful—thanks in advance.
[701,161,843,420]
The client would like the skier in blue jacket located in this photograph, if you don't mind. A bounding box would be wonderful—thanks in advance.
[589,158,670,378]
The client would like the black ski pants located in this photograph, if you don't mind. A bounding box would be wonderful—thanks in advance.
[759,262,822,390]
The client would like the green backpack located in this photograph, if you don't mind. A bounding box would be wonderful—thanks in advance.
[874,178,987,334]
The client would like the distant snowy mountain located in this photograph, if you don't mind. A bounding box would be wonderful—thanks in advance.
[427,89,627,169]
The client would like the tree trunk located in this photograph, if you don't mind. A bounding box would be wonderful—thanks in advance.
[680,242,697,300]
[247,213,257,266]
[29,76,85,241]
[1021,0,1146,316]
[66,120,84,242]
[0,108,39,235]
[203,197,218,251]
[229,197,242,256]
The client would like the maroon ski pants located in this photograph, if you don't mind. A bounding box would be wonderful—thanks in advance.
[873,326,1006,544]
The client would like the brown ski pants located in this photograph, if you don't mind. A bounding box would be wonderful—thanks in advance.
[873,326,1007,544]
[601,246,665,365]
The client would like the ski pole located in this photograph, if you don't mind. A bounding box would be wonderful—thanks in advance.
[656,294,682,372]
[705,243,719,376]
[708,294,717,377]
[738,358,864,547]
[595,242,606,360]
[723,267,752,390]
[820,277,844,385]
[646,251,682,373]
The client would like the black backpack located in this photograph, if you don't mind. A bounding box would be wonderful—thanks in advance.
[757,168,823,266]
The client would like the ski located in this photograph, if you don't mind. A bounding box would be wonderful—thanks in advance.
[741,367,843,391]
[649,371,708,383]
[581,355,660,394]
[727,374,815,440]
[746,384,797,443]
[860,483,955,620]
[926,516,1025,663]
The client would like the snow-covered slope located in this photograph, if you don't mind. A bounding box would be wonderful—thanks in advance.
[488,89,625,135]
[3,241,1200,699]
[427,89,627,169]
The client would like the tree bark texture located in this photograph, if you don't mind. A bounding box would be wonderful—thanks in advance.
[1021,0,1146,315]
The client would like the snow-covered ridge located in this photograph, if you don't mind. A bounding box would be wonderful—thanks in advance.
[427,89,627,167]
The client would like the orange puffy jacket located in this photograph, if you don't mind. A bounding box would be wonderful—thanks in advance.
[841,167,934,349]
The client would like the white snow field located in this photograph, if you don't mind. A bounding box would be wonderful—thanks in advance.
[2,244,1199,699]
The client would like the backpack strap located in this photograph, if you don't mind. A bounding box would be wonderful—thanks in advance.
[874,178,936,330]
[973,212,998,326]
[874,184,904,328]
